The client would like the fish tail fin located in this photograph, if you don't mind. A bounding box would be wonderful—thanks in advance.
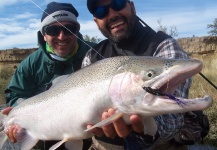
[0,111,38,150]
[0,130,8,149]
[16,128,38,150]
[0,112,5,132]
[0,112,7,148]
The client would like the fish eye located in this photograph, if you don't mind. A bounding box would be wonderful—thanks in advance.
[146,70,155,78]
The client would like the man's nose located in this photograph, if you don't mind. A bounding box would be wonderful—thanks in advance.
[57,30,66,39]
[107,7,119,19]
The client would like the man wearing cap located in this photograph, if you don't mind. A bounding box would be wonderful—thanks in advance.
[82,0,191,150]
[3,2,95,149]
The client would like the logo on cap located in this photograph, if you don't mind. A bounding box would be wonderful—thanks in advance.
[53,13,69,18]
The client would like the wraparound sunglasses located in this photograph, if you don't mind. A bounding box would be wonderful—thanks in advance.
[43,24,77,36]
[93,0,128,19]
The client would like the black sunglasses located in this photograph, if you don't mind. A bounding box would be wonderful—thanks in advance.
[44,24,77,36]
[93,0,128,19]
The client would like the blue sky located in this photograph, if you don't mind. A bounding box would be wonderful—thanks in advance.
[0,0,216,49]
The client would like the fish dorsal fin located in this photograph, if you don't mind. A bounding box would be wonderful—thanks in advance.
[49,75,69,89]
[16,128,38,150]
[84,112,123,132]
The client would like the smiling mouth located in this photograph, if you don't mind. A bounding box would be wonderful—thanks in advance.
[110,21,125,29]
[56,42,68,46]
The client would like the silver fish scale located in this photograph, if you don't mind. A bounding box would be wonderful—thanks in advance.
[10,56,133,112]
[10,56,190,111]
[12,56,198,110]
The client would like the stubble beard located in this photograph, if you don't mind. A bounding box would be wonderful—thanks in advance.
[99,15,136,43]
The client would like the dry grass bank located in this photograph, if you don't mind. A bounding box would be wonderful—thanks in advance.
[190,53,217,146]
[0,62,17,104]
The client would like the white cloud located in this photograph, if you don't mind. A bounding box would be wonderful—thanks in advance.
[0,34,6,38]
[80,21,105,39]
[0,15,40,34]
[0,23,24,33]
[29,20,41,29]
[0,0,17,6]
[15,12,35,19]
[0,0,27,8]
[0,18,14,22]
[0,29,38,49]
[0,13,40,49]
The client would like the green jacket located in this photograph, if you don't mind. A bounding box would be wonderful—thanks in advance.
[5,32,95,106]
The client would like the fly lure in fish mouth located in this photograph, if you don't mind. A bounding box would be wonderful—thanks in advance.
[143,87,187,107]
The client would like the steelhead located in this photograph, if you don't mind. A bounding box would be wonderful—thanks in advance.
[0,56,212,150]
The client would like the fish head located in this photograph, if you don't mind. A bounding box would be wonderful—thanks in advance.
[108,56,213,116]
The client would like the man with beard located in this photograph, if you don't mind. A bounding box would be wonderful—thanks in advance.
[82,0,191,149]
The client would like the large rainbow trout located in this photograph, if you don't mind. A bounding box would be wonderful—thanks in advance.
[0,56,212,150]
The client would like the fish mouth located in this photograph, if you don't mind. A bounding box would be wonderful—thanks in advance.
[139,58,214,115]
[143,77,189,107]
[142,62,203,106]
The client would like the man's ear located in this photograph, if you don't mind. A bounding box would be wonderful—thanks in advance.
[94,17,97,23]
[44,35,47,42]
[94,18,100,28]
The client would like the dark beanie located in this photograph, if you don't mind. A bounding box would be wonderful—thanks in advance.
[40,2,80,35]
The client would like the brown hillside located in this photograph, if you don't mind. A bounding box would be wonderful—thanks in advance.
[177,36,217,55]
[0,36,216,63]
[0,48,37,63]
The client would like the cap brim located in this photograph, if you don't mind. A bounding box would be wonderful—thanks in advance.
[87,0,97,14]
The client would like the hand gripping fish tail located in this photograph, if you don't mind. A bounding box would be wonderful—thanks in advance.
[0,56,213,150]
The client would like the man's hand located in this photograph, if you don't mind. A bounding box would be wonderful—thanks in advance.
[87,108,144,138]
[1,107,13,115]
[1,107,19,143]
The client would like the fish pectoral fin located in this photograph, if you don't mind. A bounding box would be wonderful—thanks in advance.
[142,117,157,136]
[16,128,38,150]
[49,75,70,90]
[49,138,68,150]
[84,112,123,132]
